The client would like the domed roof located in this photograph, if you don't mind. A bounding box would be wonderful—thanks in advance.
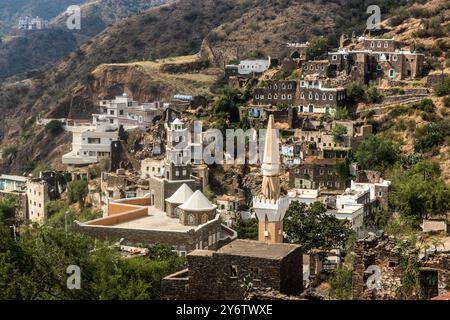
[179,190,217,212]
[166,183,194,204]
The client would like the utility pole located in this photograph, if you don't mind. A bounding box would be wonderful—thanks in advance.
[65,211,69,233]
[9,225,17,241]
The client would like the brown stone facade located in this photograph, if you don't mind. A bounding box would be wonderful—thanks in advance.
[161,240,303,300]
[149,177,200,212]
[302,61,331,78]
[253,80,297,107]
[352,234,450,300]
[289,157,348,191]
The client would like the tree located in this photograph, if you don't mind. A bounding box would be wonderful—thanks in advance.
[304,36,328,60]
[0,198,17,226]
[235,219,258,240]
[332,124,348,143]
[67,179,89,208]
[329,265,353,299]
[345,81,365,103]
[413,123,444,153]
[335,159,350,180]
[364,85,381,103]
[434,77,450,96]
[389,161,450,221]
[284,201,353,251]
[355,135,400,171]
[45,120,64,135]
[333,107,349,120]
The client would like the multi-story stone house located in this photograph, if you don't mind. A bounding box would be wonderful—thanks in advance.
[302,60,332,78]
[253,80,297,106]
[93,93,167,130]
[297,77,347,114]
[289,157,349,192]
[328,36,425,82]
[237,58,271,76]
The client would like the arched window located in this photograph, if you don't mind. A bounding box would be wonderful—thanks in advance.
[201,214,209,224]
[329,94,333,100]
[188,214,195,225]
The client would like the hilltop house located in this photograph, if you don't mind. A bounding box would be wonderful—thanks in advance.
[62,124,119,167]
[93,93,167,130]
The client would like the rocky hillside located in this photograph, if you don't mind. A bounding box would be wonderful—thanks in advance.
[0,0,444,175]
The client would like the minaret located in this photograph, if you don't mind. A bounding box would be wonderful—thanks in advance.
[253,115,289,244]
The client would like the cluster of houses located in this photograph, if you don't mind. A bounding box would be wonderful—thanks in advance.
[18,16,48,31]
[5,32,446,300]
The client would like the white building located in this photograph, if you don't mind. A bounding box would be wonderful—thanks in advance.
[93,93,168,130]
[288,188,323,206]
[330,179,391,237]
[141,159,165,179]
[238,58,271,75]
[62,124,119,166]
[18,16,48,30]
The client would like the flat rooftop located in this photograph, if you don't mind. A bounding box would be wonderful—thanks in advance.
[113,206,193,232]
[217,239,300,260]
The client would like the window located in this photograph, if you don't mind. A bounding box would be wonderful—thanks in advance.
[377,42,381,48]
[322,94,326,100]
[287,94,292,100]
[315,93,319,100]
[188,214,195,225]
[384,42,388,48]
[329,94,333,100]
[282,94,286,100]
[274,94,278,99]
[175,170,179,176]
[230,265,238,278]
[88,138,101,144]
[392,54,398,61]
[301,93,305,99]
[332,55,337,60]
[370,41,375,48]
[109,110,115,115]
[389,69,395,78]
[119,110,124,116]
[281,83,286,89]
[377,65,382,71]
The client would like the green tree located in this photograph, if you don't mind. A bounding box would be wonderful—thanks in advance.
[45,120,64,135]
[329,265,353,299]
[333,107,349,120]
[335,159,350,180]
[389,161,450,221]
[434,77,450,96]
[413,123,444,153]
[355,135,400,171]
[284,201,353,251]
[0,198,17,226]
[67,179,89,208]
[235,219,258,240]
[332,124,348,143]
[304,36,328,60]
[345,81,365,103]
[364,85,381,103]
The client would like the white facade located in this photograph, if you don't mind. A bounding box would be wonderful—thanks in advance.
[238,59,270,75]
[62,124,119,166]
[141,159,164,179]
[93,93,167,130]
[288,188,322,206]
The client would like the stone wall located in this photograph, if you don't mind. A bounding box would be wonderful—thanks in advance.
[162,244,303,300]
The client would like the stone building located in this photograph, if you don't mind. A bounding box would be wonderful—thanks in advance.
[148,118,202,212]
[161,239,303,300]
[289,157,348,192]
[26,179,49,224]
[75,186,236,255]
[297,77,347,114]
[253,80,297,106]
[302,60,331,78]
[352,233,450,300]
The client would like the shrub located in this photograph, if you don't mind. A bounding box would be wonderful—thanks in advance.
[434,78,450,96]
[442,96,450,107]
[45,120,64,135]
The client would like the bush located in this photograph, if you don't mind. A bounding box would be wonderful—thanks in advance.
[414,98,434,112]
[355,135,400,171]
[434,78,450,96]
[45,120,64,135]
[345,81,365,103]
[414,123,444,153]
[443,96,450,107]
[365,85,382,104]
[304,36,328,60]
